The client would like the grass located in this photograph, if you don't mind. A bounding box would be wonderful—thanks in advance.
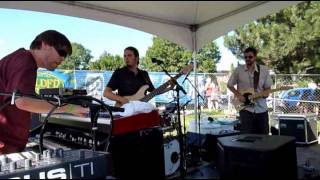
[179,109,231,134]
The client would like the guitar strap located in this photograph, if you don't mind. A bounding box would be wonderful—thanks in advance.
[253,64,260,92]
[139,69,153,92]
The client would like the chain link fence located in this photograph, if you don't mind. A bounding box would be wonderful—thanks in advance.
[193,73,320,118]
[271,74,320,115]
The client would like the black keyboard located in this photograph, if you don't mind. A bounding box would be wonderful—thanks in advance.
[84,112,111,118]
[0,149,111,179]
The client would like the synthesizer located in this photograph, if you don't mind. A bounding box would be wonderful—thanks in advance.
[36,111,161,150]
[43,113,112,134]
[37,114,111,150]
[42,110,161,136]
[0,149,112,179]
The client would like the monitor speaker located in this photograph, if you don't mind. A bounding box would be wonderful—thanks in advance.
[217,134,297,179]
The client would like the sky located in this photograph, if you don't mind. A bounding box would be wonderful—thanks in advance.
[0,8,239,71]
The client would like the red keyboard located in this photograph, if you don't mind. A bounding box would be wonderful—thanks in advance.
[112,110,161,136]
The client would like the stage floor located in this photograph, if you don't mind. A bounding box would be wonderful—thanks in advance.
[168,142,320,179]
[296,142,320,179]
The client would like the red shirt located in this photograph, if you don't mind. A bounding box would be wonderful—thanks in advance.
[0,48,37,152]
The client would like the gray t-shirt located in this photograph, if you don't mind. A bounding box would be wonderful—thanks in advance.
[227,63,273,113]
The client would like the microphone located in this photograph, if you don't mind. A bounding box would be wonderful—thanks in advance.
[151,58,164,65]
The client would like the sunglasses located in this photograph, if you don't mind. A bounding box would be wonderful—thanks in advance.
[55,47,68,58]
[244,55,254,59]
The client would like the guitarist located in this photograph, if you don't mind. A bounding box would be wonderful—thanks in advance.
[103,46,155,106]
[227,47,273,134]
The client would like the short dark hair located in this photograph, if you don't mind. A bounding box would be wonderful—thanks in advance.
[244,47,258,56]
[30,30,72,56]
[124,46,139,58]
[124,46,139,64]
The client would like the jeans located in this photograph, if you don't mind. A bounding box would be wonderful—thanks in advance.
[239,110,269,134]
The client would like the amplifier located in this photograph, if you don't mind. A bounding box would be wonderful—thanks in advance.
[275,113,318,144]
[109,127,165,179]
[217,134,297,179]
[0,149,111,179]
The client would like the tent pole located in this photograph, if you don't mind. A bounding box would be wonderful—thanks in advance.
[192,31,198,128]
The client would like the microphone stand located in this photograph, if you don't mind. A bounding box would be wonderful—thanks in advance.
[181,99,191,167]
[48,95,124,152]
[183,76,205,163]
[182,99,192,135]
[158,64,187,177]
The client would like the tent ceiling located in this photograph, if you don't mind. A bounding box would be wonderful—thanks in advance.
[0,1,302,51]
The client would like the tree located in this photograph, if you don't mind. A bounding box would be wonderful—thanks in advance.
[58,43,93,70]
[224,1,320,74]
[89,51,124,71]
[196,42,221,73]
[141,37,221,73]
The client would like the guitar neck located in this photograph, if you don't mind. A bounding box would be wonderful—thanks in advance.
[140,72,183,102]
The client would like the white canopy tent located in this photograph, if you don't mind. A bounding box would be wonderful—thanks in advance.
[0,1,301,51]
[0,1,302,121]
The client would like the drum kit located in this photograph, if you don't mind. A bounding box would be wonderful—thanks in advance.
[160,105,182,177]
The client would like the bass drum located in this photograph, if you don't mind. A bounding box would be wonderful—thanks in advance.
[163,139,180,176]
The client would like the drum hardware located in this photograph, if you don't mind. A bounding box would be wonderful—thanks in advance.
[160,113,173,127]
[156,65,187,177]
[163,139,180,176]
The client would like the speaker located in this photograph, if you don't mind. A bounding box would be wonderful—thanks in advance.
[217,134,297,179]
[276,113,318,144]
[109,127,165,179]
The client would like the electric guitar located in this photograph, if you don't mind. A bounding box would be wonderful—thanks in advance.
[114,64,194,107]
[232,86,293,111]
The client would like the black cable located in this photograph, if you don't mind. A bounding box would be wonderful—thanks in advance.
[62,95,118,152]
[38,104,61,153]
[99,102,115,152]
[90,105,100,151]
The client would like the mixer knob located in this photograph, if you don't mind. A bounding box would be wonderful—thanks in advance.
[24,159,32,169]
[9,161,17,172]
[52,149,57,157]
[57,148,64,158]
[42,150,48,158]
[35,153,41,162]
[0,155,8,165]
[47,149,53,159]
